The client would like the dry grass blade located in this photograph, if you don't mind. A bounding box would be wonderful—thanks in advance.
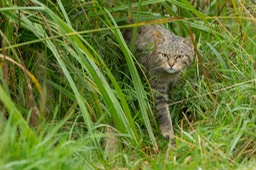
[0,54,43,95]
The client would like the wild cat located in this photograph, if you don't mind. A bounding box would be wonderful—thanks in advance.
[124,25,195,140]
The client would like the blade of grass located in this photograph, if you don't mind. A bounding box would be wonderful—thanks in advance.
[129,0,143,53]
[56,0,72,27]
[206,42,227,69]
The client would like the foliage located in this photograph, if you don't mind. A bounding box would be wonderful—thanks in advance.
[0,0,255,169]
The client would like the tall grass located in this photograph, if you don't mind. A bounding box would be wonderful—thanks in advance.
[0,0,256,169]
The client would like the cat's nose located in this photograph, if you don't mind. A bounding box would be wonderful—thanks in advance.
[169,63,174,69]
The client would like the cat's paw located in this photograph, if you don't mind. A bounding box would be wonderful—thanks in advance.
[162,130,176,146]
[161,130,174,140]
[160,128,175,141]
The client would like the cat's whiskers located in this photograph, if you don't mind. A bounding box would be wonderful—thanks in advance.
[152,65,166,72]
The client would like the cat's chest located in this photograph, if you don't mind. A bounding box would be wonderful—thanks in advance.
[151,71,180,82]
[150,72,180,89]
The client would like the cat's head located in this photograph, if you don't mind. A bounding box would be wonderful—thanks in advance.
[151,31,195,74]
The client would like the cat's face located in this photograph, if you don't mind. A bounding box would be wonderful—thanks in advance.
[152,37,194,74]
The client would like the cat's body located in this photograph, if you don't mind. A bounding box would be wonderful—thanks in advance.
[125,25,195,140]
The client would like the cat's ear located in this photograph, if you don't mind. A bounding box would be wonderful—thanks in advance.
[153,30,166,46]
[182,33,195,48]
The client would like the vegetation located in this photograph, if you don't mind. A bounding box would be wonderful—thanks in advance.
[0,0,255,169]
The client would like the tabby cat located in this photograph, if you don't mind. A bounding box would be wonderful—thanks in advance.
[125,25,195,140]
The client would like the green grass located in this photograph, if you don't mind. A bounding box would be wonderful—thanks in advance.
[0,0,256,169]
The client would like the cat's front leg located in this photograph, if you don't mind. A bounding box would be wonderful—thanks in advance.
[155,95,175,141]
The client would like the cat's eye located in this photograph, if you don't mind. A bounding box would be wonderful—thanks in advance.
[162,53,168,58]
[175,55,184,59]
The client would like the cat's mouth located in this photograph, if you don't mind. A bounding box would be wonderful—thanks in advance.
[166,68,179,74]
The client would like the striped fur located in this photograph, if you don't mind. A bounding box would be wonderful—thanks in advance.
[125,25,195,140]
